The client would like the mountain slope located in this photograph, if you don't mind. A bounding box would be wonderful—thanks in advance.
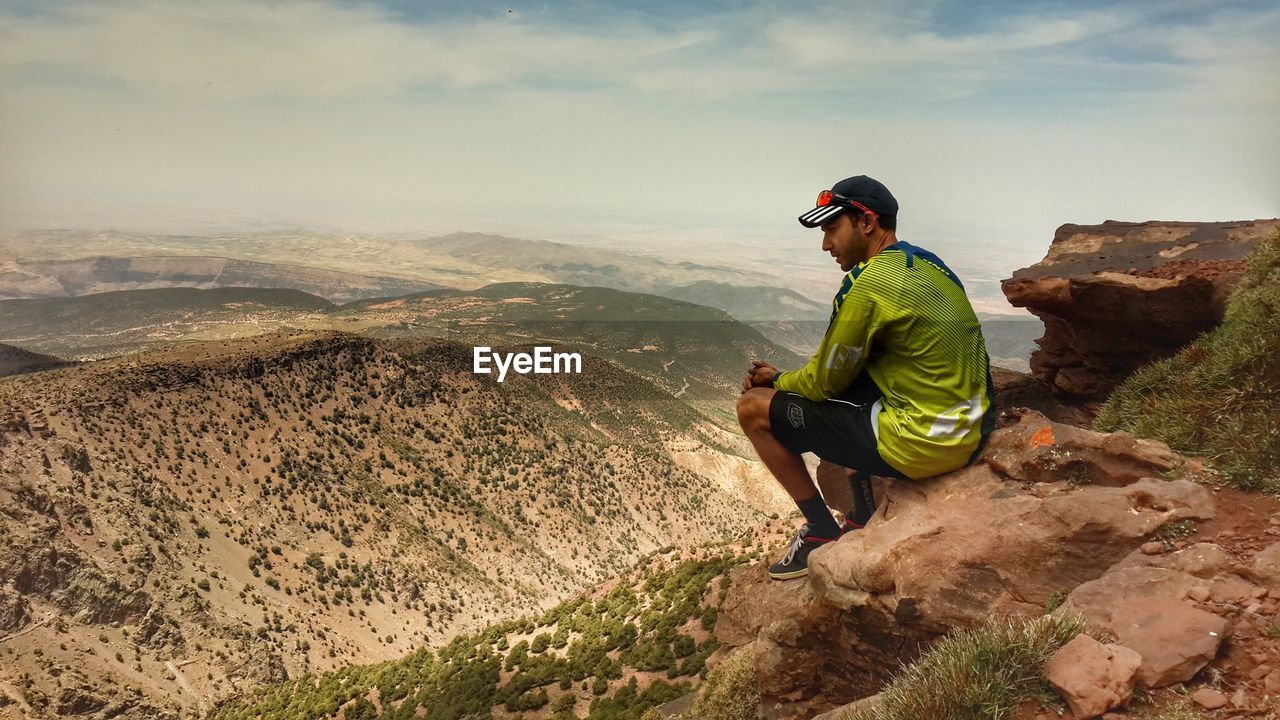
[0,331,783,718]
[340,282,803,404]
[0,254,443,303]
[657,281,828,322]
[0,287,335,359]
[0,283,804,415]
[207,543,774,720]
[0,343,72,377]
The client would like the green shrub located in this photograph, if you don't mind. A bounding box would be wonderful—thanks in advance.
[849,613,1086,720]
[1095,229,1280,491]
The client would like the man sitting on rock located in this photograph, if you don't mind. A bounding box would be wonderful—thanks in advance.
[738,175,996,579]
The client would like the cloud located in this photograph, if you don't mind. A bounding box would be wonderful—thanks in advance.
[0,0,1275,259]
[1,0,718,99]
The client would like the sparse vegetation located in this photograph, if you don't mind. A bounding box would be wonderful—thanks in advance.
[1096,229,1280,491]
[848,614,1088,720]
[688,645,759,720]
[210,552,740,720]
[0,327,771,717]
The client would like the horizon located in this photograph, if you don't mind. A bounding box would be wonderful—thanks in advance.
[2,0,1278,300]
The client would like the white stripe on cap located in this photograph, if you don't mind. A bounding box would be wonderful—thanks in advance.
[799,205,845,226]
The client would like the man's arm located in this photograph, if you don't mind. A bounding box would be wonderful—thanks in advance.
[773,271,882,401]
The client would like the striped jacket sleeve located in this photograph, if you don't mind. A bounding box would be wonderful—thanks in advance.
[774,268,882,401]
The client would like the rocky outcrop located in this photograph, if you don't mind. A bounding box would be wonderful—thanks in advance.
[1001,219,1280,404]
[0,512,152,627]
[0,585,31,632]
[225,650,289,685]
[717,410,1217,717]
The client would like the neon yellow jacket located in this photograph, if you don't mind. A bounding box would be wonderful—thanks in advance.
[774,241,995,479]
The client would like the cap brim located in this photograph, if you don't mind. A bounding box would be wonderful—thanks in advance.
[798,204,847,228]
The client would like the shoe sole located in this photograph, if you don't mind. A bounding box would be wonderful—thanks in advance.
[768,567,809,580]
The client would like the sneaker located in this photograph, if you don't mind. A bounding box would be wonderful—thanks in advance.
[768,524,841,580]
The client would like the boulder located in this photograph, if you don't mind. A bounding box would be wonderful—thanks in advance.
[1001,219,1279,403]
[1044,634,1142,719]
[1248,542,1280,588]
[1062,569,1229,687]
[719,411,1215,711]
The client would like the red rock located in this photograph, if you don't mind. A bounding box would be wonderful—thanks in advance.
[1249,543,1280,588]
[725,412,1217,708]
[1044,634,1142,719]
[1140,542,1163,555]
[1210,575,1262,604]
[1001,219,1278,402]
[1265,670,1280,695]
[1064,577,1229,688]
[1192,688,1228,710]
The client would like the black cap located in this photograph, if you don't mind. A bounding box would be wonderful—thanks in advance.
[798,175,899,228]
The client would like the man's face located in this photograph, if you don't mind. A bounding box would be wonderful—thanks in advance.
[820,212,871,272]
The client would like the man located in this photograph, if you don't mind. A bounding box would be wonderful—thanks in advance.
[737,175,995,580]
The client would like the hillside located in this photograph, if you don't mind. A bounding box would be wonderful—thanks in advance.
[410,233,772,297]
[0,287,336,359]
[1,230,786,303]
[0,254,442,303]
[0,283,805,418]
[0,343,72,378]
[207,542,779,720]
[0,331,789,718]
[340,282,803,405]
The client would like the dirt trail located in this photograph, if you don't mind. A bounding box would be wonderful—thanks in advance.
[165,660,205,711]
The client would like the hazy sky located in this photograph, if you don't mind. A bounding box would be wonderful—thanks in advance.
[2,0,1278,277]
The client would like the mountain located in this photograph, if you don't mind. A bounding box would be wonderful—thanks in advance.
[0,330,788,718]
[339,282,803,405]
[656,282,828,322]
[976,313,1043,373]
[0,343,73,378]
[2,230,788,303]
[0,287,335,359]
[0,254,443,303]
[410,233,768,295]
[0,283,804,419]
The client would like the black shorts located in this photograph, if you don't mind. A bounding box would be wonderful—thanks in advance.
[768,370,907,478]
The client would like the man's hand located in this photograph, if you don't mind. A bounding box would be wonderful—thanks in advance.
[741,360,780,393]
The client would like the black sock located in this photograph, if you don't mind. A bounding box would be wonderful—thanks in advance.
[796,494,840,539]
[848,472,876,526]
